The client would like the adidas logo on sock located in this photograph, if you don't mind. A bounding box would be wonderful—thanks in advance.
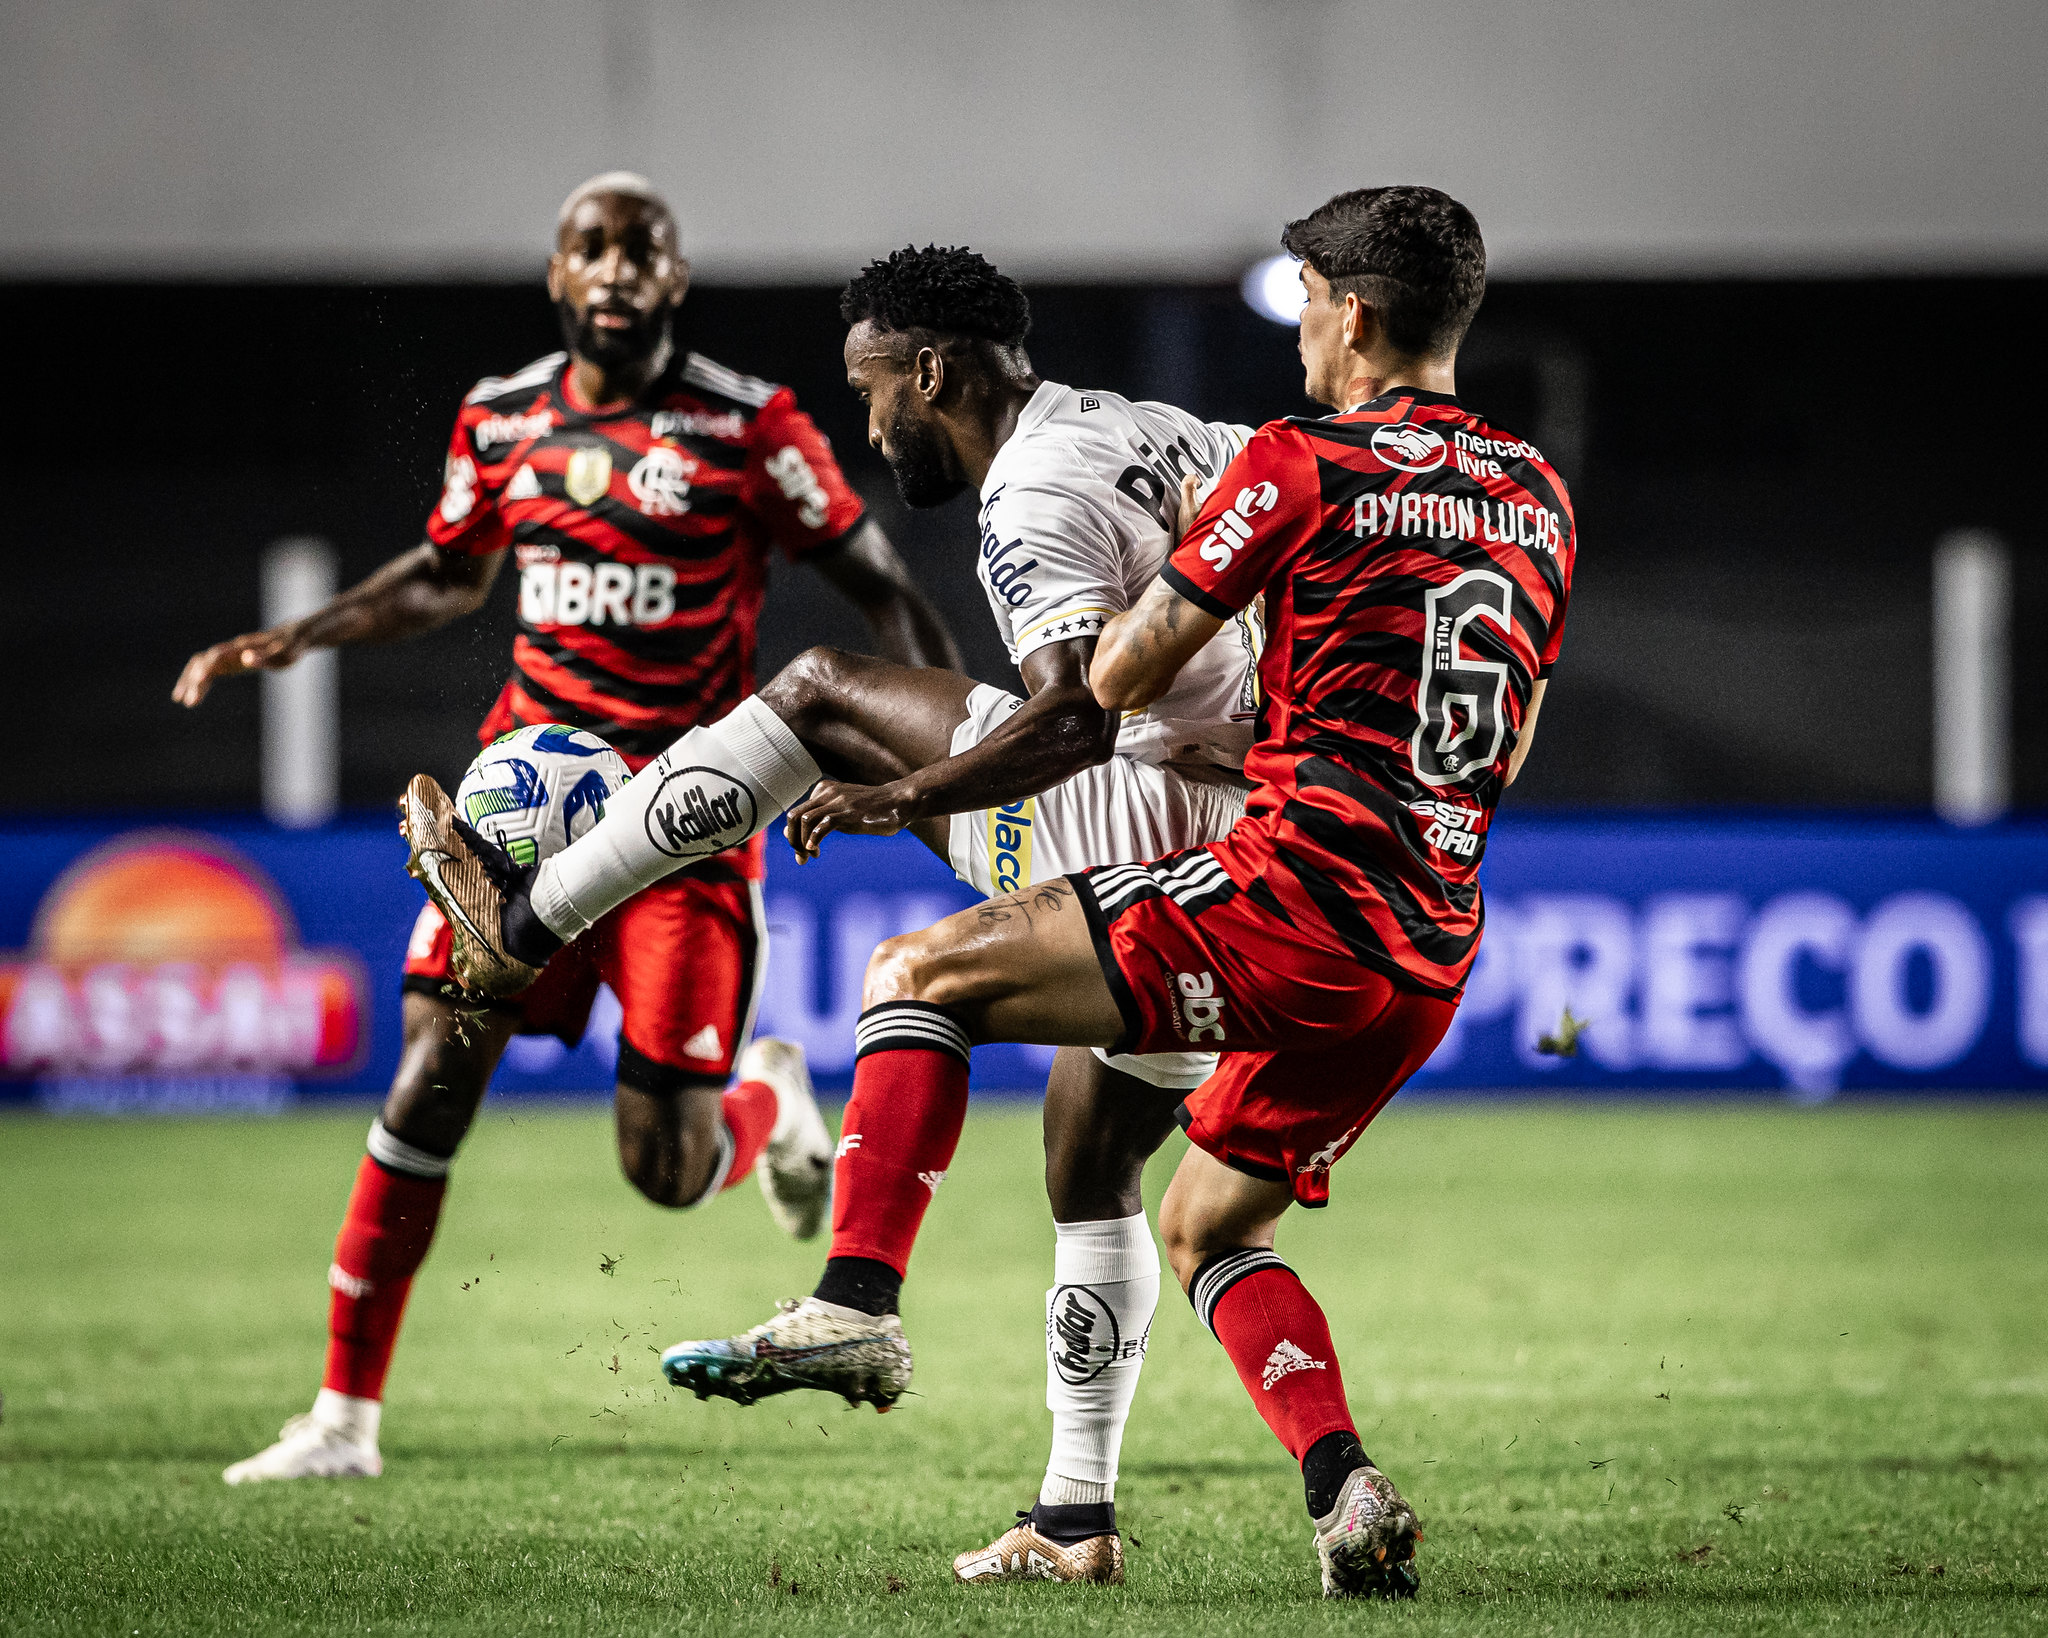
[682,1023,722,1060]
[1261,1338,1327,1390]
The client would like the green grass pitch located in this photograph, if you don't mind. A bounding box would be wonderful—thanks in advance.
[3,1102,2045,1635]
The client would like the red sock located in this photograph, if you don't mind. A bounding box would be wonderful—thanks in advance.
[1194,1252,1356,1459]
[718,1078,778,1192]
[826,1002,972,1276]
[323,1155,446,1401]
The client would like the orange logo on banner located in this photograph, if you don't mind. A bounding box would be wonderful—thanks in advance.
[0,832,365,1077]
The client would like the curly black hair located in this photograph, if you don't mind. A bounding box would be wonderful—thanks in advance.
[840,245,1031,347]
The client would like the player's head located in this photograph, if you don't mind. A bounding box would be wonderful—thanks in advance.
[547,172,689,370]
[840,245,1033,508]
[1280,186,1486,407]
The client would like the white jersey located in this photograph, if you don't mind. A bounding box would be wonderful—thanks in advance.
[976,382,1262,768]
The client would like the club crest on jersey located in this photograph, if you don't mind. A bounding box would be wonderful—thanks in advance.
[1370,422,1448,473]
[628,446,693,516]
[564,446,613,506]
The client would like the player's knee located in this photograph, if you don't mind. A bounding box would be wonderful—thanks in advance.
[1158,1179,1234,1290]
[863,930,941,1007]
[619,1138,714,1209]
[762,644,856,733]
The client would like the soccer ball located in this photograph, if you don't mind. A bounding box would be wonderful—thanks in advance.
[453,723,631,868]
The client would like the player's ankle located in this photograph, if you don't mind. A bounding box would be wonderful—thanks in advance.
[812,1255,901,1316]
[501,890,563,966]
[311,1387,382,1448]
[1029,1498,1117,1543]
[1302,1428,1369,1521]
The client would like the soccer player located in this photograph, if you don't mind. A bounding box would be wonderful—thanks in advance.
[173,173,960,1484]
[403,245,1264,1581]
[591,186,1570,1598]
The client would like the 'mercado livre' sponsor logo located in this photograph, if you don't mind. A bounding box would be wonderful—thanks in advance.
[643,766,757,857]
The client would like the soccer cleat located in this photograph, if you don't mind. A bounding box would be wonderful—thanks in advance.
[660,1296,911,1409]
[953,1510,1124,1585]
[222,1413,381,1485]
[741,1037,834,1240]
[399,773,539,1000]
[1313,1463,1421,1599]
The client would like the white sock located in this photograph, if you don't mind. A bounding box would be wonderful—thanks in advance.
[310,1387,381,1449]
[1041,1212,1160,1507]
[529,696,819,940]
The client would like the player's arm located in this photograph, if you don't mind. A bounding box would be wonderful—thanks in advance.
[808,518,963,672]
[784,636,1114,859]
[1092,575,1224,712]
[1504,678,1548,788]
[174,544,503,707]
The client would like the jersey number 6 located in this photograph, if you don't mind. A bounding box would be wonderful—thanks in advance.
[1411,568,1516,789]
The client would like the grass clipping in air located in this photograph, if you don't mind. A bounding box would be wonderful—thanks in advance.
[2,1103,2045,1635]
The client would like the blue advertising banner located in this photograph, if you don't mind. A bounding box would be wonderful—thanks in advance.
[2,813,2043,1108]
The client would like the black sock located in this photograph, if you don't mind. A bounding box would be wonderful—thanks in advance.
[1029,1499,1117,1543]
[1302,1429,1370,1520]
[813,1255,902,1317]
[501,891,563,966]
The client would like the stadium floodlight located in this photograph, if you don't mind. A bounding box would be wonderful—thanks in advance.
[1242,255,1306,325]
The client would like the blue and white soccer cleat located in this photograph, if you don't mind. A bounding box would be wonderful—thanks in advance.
[739,1037,834,1241]
[660,1297,912,1410]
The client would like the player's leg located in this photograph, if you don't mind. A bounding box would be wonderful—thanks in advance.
[660,878,1119,1407]
[406,650,978,989]
[224,932,517,1483]
[602,875,834,1235]
[950,1048,1181,1585]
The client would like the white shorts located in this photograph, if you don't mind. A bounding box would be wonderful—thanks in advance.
[947,684,1249,1090]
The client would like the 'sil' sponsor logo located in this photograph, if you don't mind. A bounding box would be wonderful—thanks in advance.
[643,767,756,857]
[1196,481,1279,573]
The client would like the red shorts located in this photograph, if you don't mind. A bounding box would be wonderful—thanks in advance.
[403,865,766,1091]
[1072,847,1457,1206]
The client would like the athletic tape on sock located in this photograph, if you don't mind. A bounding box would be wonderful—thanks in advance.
[365,1119,452,1180]
[852,1001,971,1065]
[1188,1246,1290,1334]
[1051,1213,1161,1286]
[1042,1213,1159,1498]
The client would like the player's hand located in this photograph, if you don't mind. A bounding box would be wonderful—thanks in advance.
[1173,473,1203,540]
[783,779,918,862]
[173,625,307,707]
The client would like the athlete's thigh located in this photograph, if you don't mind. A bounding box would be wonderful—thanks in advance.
[765,647,978,785]
[870,876,1124,1048]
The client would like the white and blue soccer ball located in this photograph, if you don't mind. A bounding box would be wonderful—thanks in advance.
[454,723,631,868]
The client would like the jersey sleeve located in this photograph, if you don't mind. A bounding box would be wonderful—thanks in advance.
[1161,422,1319,617]
[423,399,512,557]
[977,462,1128,665]
[742,388,867,560]
[1537,583,1570,676]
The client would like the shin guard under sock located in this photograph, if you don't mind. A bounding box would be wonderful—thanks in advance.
[817,1003,972,1301]
[1041,1212,1160,1507]
[323,1125,449,1401]
[1189,1249,1357,1463]
[530,696,819,941]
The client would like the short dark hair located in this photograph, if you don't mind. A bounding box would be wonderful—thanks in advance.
[1280,187,1486,359]
[840,245,1031,348]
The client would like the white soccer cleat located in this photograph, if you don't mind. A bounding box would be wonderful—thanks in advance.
[741,1036,834,1240]
[660,1296,911,1409]
[1313,1463,1420,1599]
[222,1412,382,1485]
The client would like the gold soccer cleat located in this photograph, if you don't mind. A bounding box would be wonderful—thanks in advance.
[953,1511,1124,1585]
[399,773,540,1000]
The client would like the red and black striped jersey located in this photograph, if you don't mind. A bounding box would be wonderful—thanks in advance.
[1162,389,1574,999]
[426,348,866,764]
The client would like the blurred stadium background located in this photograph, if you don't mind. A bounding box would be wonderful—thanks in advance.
[2,0,2042,1106]
[4,8,2047,1634]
